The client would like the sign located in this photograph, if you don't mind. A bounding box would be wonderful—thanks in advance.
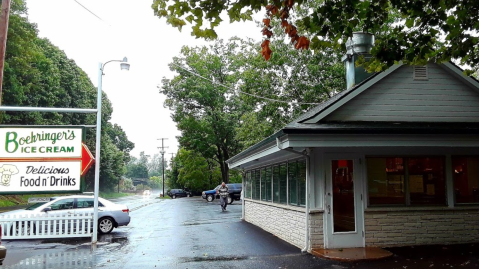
[28,197,51,203]
[0,127,94,194]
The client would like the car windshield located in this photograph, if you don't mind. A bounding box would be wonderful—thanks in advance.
[25,202,46,210]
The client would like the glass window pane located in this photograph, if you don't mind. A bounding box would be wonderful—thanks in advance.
[453,157,479,204]
[273,166,280,203]
[246,171,253,198]
[289,161,298,205]
[265,167,272,201]
[76,198,94,208]
[251,170,256,200]
[279,164,287,204]
[408,157,446,205]
[261,169,266,201]
[50,198,74,211]
[255,170,261,200]
[298,160,306,206]
[332,160,355,232]
[367,157,405,205]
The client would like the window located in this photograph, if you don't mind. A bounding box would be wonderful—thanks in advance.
[245,171,252,199]
[453,156,479,204]
[76,198,94,208]
[246,158,305,207]
[265,167,272,201]
[50,198,74,211]
[261,168,266,201]
[254,170,260,200]
[367,157,446,206]
[279,164,287,204]
[298,160,306,206]
[288,161,298,205]
[408,157,445,205]
[272,165,280,203]
[367,158,405,205]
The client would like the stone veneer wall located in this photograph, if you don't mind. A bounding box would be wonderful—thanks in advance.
[365,209,479,247]
[244,200,324,250]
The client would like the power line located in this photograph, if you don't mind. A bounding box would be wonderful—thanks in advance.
[171,63,319,105]
[73,0,110,26]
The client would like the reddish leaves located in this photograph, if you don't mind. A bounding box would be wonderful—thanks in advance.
[263,18,271,27]
[262,27,273,38]
[261,0,310,61]
[295,36,310,50]
[261,40,272,61]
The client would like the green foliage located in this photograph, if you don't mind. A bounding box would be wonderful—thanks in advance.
[176,148,222,192]
[161,39,249,183]
[125,162,149,179]
[106,124,135,164]
[121,178,134,191]
[235,27,345,146]
[152,0,479,73]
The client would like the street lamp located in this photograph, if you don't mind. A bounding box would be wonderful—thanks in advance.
[92,57,130,244]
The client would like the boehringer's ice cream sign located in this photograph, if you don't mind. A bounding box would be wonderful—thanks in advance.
[0,127,94,194]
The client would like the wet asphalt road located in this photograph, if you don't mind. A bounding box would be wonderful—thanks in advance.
[2,193,479,268]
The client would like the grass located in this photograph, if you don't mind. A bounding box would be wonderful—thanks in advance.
[99,192,134,199]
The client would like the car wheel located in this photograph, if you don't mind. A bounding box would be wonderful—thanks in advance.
[206,195,214,202]
[172,194,176,199]
[98,217,114,234]
[227,196,233,204]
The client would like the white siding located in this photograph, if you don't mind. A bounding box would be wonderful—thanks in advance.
[324,63,479,122]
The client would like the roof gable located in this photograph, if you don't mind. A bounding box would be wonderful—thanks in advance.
[296,62,479,124]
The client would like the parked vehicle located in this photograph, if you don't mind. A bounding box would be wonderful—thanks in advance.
[0,195,130,234]
[0,225,6,265]
[167,189,192,199]
[202,183,242,204]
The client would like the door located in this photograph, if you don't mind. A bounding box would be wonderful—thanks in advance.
[324,156,364,248]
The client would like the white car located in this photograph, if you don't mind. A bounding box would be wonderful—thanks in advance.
[1,195,130,234]
[143,190,151,196]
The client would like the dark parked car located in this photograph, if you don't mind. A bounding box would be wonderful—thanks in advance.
[202,183,242,204]
[167,189,192,199]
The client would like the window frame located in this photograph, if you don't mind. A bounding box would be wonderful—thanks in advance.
[366,156,447,207]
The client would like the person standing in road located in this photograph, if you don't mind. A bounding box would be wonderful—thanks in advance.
[216,182,229,212]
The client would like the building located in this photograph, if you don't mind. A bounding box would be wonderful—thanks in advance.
[226,33,479,251]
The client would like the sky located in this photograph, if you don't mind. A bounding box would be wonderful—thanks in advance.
[25,0,261,159]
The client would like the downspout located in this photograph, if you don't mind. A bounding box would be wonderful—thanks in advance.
[276,137,310,253]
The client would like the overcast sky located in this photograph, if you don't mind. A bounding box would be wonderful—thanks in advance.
[25,0,261,159]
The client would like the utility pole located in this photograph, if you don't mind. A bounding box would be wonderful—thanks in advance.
[157,138,168,197]
[0,0,11,106]
[169,153,175,159]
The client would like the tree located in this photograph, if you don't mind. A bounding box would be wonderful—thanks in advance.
[152,0,479,74]
[234,28,345,147]
[161,39,248,183]
[106,123,135,164]
[176,148,222,192]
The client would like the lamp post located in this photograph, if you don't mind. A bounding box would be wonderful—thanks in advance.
[92,57,130,244]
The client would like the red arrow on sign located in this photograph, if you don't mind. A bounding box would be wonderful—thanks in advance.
[81,143,95,176]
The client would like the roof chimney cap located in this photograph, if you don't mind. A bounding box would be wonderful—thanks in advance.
[346,32,375,55]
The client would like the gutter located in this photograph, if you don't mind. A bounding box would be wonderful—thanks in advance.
[276,137,311,253]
